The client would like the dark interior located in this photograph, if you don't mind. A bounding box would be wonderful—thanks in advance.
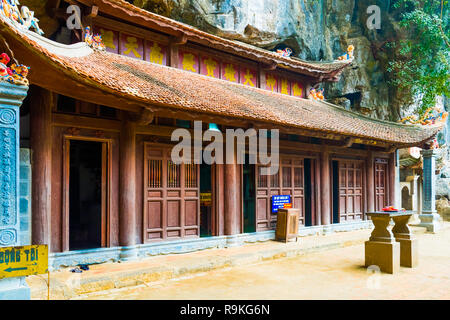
[332,160,340,224]
[243,156,256,233]
[200,164,213,237]
[69,140,103,250]
[304,159,313,227]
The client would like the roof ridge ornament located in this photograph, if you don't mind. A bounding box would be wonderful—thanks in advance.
[84,26,106,51]
[0,0,44,35]
[308,88,325,101]
[400,107,448,150]
[0,52,29,86]
[400,107,448,126]
[335,45,355,62]
[275,47,293,58]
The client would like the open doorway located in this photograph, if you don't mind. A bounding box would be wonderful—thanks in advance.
[200,164,213,237]
[332,160,340,224]
[68,140,106,250]
[243,157,256,233]
[304,159,313,226]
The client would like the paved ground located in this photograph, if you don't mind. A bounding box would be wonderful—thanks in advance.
[72,223,450,300]
[28,225,374,299]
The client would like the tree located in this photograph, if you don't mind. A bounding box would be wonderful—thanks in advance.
[387,0,449,115]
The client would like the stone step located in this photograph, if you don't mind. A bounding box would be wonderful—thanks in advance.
[27,228,374,300]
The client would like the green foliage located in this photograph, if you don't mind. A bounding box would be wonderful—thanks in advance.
[387,0,449,115]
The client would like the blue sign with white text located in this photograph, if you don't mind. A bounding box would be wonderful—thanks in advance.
[271,195,291,213]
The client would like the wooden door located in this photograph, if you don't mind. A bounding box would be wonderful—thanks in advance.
[375,159,388,211]
[143,144,200,242]
[255,157,305,231]
[338,161,364,221]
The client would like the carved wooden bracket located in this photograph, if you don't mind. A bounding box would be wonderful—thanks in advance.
[86,5,98,18]
[386,144,397,153]
[172,33,187,45]
[95,130,105,138]
[66,127,81,136]
[342,137,354,148]
[421,134,438,150]
[262,61,277,71]
[128,108,154,125]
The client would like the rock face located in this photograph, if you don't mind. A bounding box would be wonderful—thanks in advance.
[20,0,60,36]
[436,198,450,221]
[132,0,404,120]
[134,0,450,206]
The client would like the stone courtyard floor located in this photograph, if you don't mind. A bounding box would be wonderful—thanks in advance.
[62,222,450,300]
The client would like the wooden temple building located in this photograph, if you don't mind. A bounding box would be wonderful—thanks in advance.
[0,0,442,268]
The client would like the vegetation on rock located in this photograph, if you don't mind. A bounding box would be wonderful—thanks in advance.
[387,0,449,115]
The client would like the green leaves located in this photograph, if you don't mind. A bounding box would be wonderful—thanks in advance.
[388,0,449,115]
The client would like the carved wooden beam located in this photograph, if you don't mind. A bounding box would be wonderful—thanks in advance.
[386,144,397,153]
[46,0,62,18]
[172,33,188,45]
[262,61,277,71]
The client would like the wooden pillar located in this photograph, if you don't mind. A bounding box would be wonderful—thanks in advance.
[366,151,375,214]
[214,164,225,236]
[258,64,266,89]
[119,116,137,254]
[30,86,52,247]
[388,151,397,207]
[224,161,239,235]
[320,150,331,225]
[169,43,179,68]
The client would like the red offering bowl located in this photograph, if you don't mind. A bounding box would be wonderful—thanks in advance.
[382,206,399,212]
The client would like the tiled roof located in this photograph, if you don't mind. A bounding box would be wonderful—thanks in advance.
[81,0,352,78]
[0,16,442,146]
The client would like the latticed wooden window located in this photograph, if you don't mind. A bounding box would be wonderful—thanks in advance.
[294,167,303,188]
[148,160,162,188]
[348,166,354,187]
[167,161,180,188]
[282,167,291,187]
[185,163,198,188]
[271,170,280,188]
[355,167,361,187]
[258,167,268,188]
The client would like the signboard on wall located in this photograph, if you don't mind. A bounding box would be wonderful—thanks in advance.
[200,192,212,206]
[272,195,292,213]
[0,245,48,279]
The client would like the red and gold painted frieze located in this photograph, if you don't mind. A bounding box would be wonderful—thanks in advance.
[95,27,119,53]
[93,26,304,98]
[240,67,257,87]
[179,50,199,73]
[120,33,144,59]
[146,41,167,66]
[266,72,304,97]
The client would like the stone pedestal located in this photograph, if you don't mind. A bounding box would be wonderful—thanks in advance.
[119,246,138,261]
[365,241,400,274]
[418,213,440,233]
[392,214,418,268]
[395,238,418,268]
[0,82,30,300]
[365,213,400,274]
[418,149,440,233]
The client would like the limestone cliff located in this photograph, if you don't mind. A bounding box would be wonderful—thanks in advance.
[131,0,407,121]
[132,0,450,192]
